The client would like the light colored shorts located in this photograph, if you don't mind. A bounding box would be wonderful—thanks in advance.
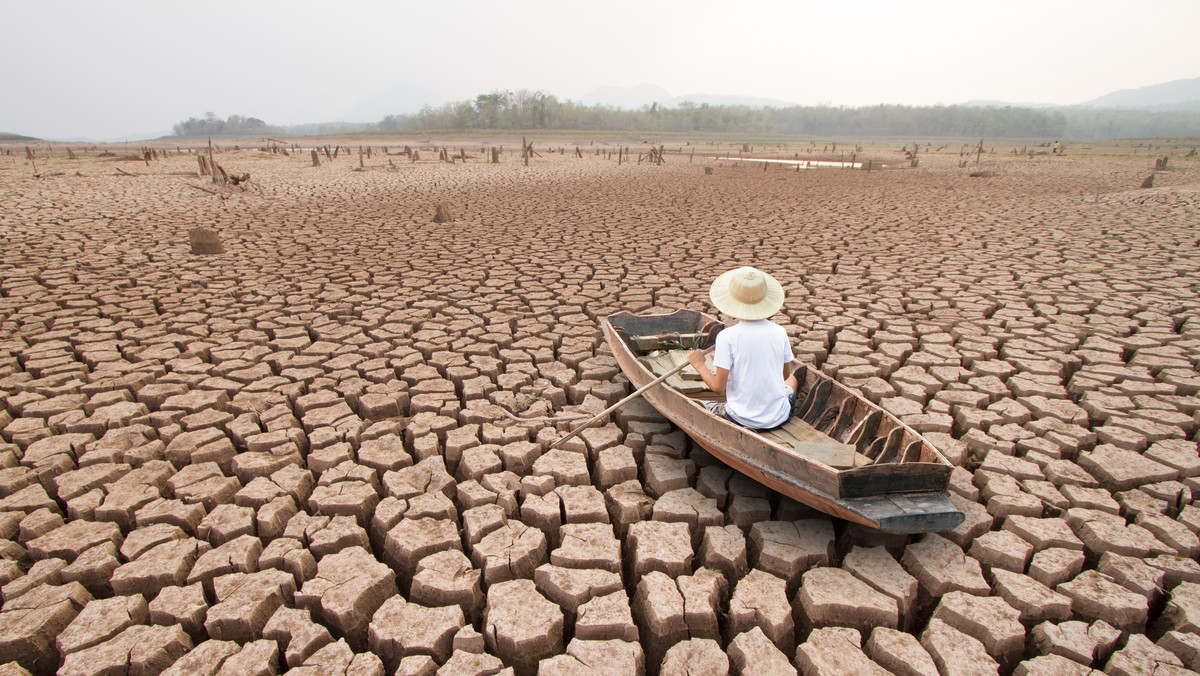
[703,391,797,432]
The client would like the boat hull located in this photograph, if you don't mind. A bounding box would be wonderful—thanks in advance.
[605,309,965,534]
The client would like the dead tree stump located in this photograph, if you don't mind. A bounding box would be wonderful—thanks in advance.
[704,167,714,175]
[312,150,320,167]
[433,202,455,223]
[208,137,219,185]
[66,148,77,160]
[1154,156,1169,171]
[1141,174,1155,189]
[189,228,224,254]
[25,147,34,160]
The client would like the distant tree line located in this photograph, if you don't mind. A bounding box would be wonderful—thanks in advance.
[384,89,1200,140]
[173,112,279,137]
[170,94,1200,141]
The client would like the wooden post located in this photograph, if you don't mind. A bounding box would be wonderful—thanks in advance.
[208,137,218,184]
[976,140,983,165]
[312,150,320,167]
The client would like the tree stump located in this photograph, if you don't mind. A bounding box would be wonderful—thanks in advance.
[66,148,77,160]
[25,146,34,160]
[491,147,501,164]
[1141,174,1155,189]
[312,150,320,167]
[433,202,454,224]
[189,228,224,254]
[704,167,714,175]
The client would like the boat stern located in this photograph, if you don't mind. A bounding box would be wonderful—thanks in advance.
[849,492,965,534]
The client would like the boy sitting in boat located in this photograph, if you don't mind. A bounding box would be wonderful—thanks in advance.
[687,266,803,431]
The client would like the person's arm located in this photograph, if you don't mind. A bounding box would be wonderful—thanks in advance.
[688,349,729,396]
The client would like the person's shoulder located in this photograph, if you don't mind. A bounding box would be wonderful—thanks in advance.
[755,320,787,336]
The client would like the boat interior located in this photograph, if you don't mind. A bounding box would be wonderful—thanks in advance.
[639,348,872,469]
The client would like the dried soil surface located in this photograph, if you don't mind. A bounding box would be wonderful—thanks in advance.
[1,140,1199,675]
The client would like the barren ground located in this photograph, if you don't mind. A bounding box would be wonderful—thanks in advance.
[0,138,1199,675]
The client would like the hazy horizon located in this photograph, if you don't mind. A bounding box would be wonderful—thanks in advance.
[3,0,1198,141]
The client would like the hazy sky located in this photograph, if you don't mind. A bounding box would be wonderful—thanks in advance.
[3,0,1197,140]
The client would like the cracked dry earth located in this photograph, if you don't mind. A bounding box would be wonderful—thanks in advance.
[0,143,1199,676]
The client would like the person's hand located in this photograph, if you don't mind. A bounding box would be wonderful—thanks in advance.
[687,349,710,370]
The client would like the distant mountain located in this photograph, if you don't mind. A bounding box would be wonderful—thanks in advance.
[579,84,798,110]
[1082,76,1200,109]
[579,84,675,109]
[344,82,445,122]
[0,132,38,141]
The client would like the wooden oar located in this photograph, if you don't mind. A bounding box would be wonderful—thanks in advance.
[553,359,692,448]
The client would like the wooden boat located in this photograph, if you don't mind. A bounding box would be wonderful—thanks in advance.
[605,309,965,534]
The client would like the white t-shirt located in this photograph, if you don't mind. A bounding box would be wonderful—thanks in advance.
[712,320,794,429]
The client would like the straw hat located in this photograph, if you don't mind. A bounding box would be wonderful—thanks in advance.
[709,266,785,320]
